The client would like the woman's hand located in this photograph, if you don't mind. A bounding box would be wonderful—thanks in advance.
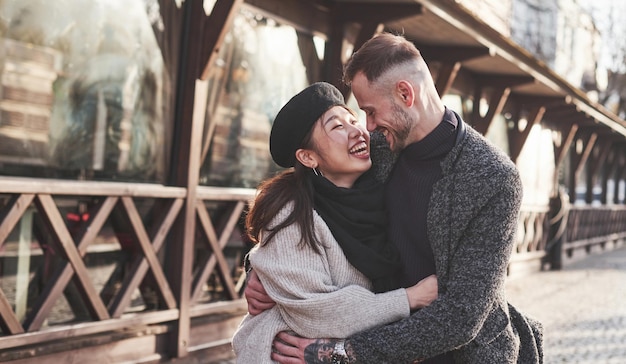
[244,269,276,315]
[405,274,438,310]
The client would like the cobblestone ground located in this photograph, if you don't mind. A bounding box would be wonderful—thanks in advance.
[506,244,626,364]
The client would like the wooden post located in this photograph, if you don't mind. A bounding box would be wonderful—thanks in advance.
[166,0,206,357]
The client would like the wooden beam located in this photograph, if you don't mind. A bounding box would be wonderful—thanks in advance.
[353,22,385,54]
[471,74,534,135]
[472,86,510,135]
[476,74,535,89]
[244,0,332,36]
[0,194,34,247]
[296,31,323,84]
[167,0,208,357]
[589,141,613,177]
[108,198,183,318]
[191,201,245,303]
[509,105,546,163]
[585,142,612,203]
[545,110,591,125]
[336,2,423,23]
[574,132,598,181]
[616,145,626,204]
[24,197,118,331]
[325,12,347,89]
[34,195,110,322]
[199,0,245,80]
[600,147,619,204]
[554,124,579,169]
[333,21,384,97]
[418,45,491,63]
[0,309,179,350]
[0,289,23,335]
[435,61,461,97]
[510,94,566,108]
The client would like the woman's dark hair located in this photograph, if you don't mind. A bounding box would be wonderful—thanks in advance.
[245,129,322,253]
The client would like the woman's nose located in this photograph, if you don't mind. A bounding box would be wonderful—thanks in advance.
[348,123,364,138]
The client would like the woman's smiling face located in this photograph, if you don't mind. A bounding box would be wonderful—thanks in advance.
[304,106,371,188]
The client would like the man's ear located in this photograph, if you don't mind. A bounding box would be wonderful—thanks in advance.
[295,148,318,168]
[396,80,415,107]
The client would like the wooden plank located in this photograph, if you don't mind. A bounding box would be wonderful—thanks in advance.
[24,197,118,331]
[0,288,24,334]
[509,105,545,163]
[336,2,423,23]
[33,194,110,321]
[195,186,256,201]
[574,132,598,180]
[0,194,35,246]
[166,0,207,356]
[189,299,247,317]
[192,201,222,303]
[472,85,510,135]
[0,327,168,364]
[325,14,346,89]
[119,197,177,309]
[0,177,186,198]
[435,61,461,97]
[109,198,183,318]
[244,0,331,36]
[199,0,245,80]
[555,124,578,168]
[192,201,243,302]
[565,232,626,250]
[0,309,178,350]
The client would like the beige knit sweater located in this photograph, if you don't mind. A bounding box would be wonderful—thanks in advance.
[232,202,410,363]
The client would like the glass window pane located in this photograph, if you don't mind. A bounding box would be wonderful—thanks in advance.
[0,0,169,183]
[199,10,310,188]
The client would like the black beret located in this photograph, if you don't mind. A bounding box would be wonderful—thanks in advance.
[270,82,346,168]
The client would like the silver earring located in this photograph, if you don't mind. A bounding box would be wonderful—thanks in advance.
[312,167,322,176]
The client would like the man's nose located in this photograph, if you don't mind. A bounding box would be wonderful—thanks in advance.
[366,118,377,132]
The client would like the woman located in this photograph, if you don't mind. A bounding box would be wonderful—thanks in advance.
[232,82,436,363]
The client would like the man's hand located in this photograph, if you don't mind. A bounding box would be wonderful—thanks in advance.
[405,274,438,310]
[244,269,276,315]
[272,332,356,363]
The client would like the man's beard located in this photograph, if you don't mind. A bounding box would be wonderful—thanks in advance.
[389,102,413,153]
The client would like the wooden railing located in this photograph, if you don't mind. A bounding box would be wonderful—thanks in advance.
[0,177,254,359]
[0,176,624,360]
[563,205,626,255]
[508,205,550,274]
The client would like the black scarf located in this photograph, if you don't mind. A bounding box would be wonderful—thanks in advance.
[311,171,401,293]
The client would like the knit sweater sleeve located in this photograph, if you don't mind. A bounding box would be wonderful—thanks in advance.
[250,206,410,339]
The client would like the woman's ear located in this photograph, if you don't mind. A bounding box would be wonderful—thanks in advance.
[295,148,318,168]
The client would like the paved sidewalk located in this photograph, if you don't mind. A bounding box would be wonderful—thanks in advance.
[213,245,626,364]
[506,244,626,364]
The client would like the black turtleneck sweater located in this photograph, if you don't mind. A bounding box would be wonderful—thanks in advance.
[385,110,458,364]
[386,110,458,287]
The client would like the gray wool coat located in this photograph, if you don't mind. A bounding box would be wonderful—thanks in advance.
[352,113,544,363]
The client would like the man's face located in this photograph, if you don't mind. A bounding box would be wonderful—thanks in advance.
[351,72,413,153]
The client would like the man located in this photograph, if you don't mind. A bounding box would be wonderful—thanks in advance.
[246,33,543,363]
